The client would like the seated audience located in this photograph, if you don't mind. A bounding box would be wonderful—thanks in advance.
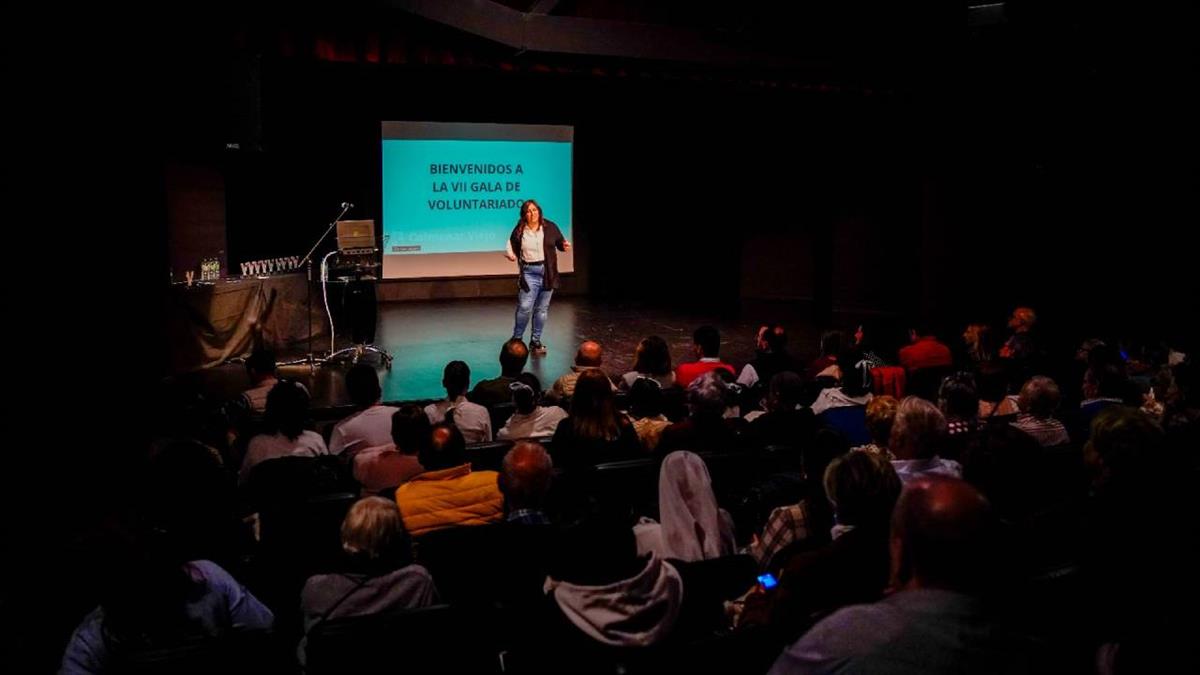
[300,497,438,635]
[811,347,875,416]
[497,373,568,440]
[999,305,1039,363]
[853,319,895,370]
[658,371,743,454]
[239,347,282,417]
[1011,375,1070,447]
[977,362,1021,418]
[551,369,642,467]
[756,451,902,637]
[394,423,503,536]
[549,340,617,402]
[469,338,529,408]
[635,451,736,561]
[1082,406,1197,674]
[851,395,899,460]
[738,324,798,389]
[61,525,273,674]
[1077,359,1131,442]
[424,360,492,443]
[619,335,676,391]
[898,320,953,373]
[806,330,845,380]
[499,441,555,525]
[352,404,429,495]
[675,325,735,387]
[938,372,981,461]
[961,321,996,365]
[769,476,1031,675]
[542,518,683,650]
[747,437,840,571]
[938,371,981,437]
[330,363,398,455]
[239,381,328,485]
[890,396,961,483]
[625,376,672,451]
[748,372,816,449]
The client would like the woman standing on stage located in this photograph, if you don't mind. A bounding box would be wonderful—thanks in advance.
[505,199,570,355]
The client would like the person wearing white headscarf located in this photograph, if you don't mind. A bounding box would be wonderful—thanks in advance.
[634,451,736,561]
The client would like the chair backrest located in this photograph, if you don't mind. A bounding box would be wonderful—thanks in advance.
[112,629,288,674]
[698,452,760,509]
[245,455,354,511]
[413,525,507,605]
[306,604,500,674]
[589,457,662,517]
[661,385,689,422]
[907,365,954,403]
[258,490,359,575]
[488,402,517,435]
[468,440,515,472]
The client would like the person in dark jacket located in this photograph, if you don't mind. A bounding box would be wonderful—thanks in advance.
[505,199,570,355]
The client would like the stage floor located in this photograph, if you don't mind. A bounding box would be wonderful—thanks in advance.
[170,297,886,407]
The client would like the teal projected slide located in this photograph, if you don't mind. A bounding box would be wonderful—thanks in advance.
[380,122,573,279]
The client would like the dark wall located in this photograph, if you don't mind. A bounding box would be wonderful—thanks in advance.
[948,5,1197,345]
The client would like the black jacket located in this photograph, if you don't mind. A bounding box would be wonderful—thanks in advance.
[509,220,567,291]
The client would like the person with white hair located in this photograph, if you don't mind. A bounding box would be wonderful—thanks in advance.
[889,397,961,483]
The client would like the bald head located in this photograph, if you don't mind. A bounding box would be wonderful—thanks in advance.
[500,338,529,376]
[500,442,554,510]
[891,476,997,593]
[419,423,467,471]
[1010,307,1037,332]
[576,341,604,367]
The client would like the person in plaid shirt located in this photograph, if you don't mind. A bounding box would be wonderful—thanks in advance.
[746,439,840,570]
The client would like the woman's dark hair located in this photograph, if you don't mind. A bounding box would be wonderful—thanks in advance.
[571,369,623,441]
[391,404,432,456]
[820,330,846,358]
[516,199,545,230]
[976,363,1008,403]
[512,372,542,414]
[633,336,672,376]
[939,372,980,421]
[346,363,382,407]
[264,381,310,441]
[629,377,665,419]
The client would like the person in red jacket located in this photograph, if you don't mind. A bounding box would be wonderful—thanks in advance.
[675,325,735,387]
[898,320,953,373]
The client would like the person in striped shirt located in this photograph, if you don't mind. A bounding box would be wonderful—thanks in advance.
[1011,376,1070,447]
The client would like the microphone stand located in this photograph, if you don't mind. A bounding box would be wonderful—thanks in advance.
[283,203,351,372]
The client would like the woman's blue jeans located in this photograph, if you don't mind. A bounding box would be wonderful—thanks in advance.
[513,263,552,343]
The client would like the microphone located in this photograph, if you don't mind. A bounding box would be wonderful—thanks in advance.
[341,202,354,210]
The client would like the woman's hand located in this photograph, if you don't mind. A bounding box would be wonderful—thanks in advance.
[505,252,517,262]
[562,240,571,251]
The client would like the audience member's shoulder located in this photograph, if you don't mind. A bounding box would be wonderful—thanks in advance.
[399,562,436,583]
[185,559,239,587]
[801,599,903,650]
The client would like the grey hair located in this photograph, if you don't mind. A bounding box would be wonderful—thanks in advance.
[1018,376,1061,418]
[889,396,948,460]
[688,371,730,418]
